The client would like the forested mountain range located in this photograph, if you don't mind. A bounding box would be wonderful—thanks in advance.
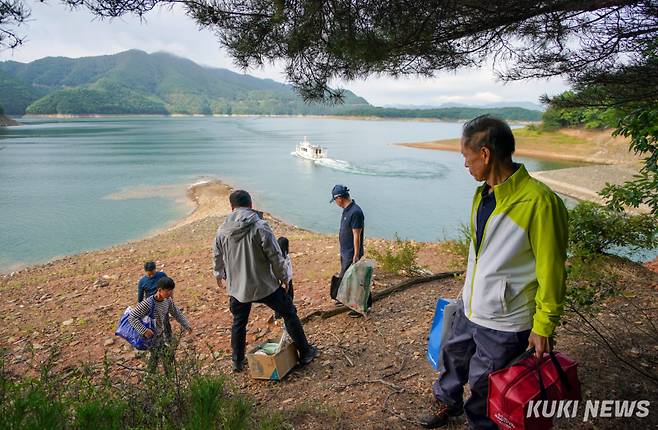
[0,50,541,121]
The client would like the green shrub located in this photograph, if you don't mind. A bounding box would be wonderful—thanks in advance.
[568,201,657,255]
[445,223,472,261]
[1,383,67,430]
[185,376,225,430]
[369,235,422,276]
[540,106,564,131]
[565,201,657,312]
[0,341,289,430]
[75,399,126,430]
[565,253,620,311]
[220,395,251,430]
[258,411,292,430]
[541,91,618,130]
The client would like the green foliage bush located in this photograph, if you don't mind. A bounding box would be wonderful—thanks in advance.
[0,344,292,430]
[369,235,422,276]
[565,201,657,311]
[568,201,657,255]
[601,107,658,215]
[75,399,125,430]
[564,253,619,311]
[541,91,618,130]
[444,223,472,261]
[186,377,225,430]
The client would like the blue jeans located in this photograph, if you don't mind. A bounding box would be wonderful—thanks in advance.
[432,302,530,430]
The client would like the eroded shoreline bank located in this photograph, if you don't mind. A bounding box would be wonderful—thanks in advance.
[400,128,645,209]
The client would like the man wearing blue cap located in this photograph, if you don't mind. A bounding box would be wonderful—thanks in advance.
[330,185,371,314]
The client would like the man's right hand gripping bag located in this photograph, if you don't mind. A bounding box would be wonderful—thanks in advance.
[488,349,581,430]
[335,259,374,315]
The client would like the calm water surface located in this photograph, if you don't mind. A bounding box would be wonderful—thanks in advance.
[0,116,583,271]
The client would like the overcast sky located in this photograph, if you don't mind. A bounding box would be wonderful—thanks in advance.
[1,1,570,106]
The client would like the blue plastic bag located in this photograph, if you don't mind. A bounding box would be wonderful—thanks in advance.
[115,296,157,350]
[427,298,459,370]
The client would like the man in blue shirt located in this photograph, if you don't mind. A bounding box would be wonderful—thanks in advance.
[137,261,171,338]
[137,261,167,302]
[330,185,371,314]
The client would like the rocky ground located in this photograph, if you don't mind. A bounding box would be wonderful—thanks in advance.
[0,180,457,379]
[1,180,656,429]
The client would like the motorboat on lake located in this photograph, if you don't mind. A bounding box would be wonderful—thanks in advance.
[293,136,327,160]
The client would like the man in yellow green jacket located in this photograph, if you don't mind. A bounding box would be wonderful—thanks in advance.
[420,116,569,429]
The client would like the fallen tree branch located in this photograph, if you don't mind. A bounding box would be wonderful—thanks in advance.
[340,349,354,367]
[327,332,355,366]
[114,361,146,373]
[398,371,419,381]
[371,271,462,302]
[387,408,422,426]
[301,271,463,323]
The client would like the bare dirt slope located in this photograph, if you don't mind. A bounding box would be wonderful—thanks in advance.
[1,181,656,429]
[0,181,457,377]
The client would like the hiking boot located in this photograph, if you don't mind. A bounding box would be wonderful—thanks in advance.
[299,345,318,366]
[418,401,463,429]
[232,358,247,373]
[348,310,362,318]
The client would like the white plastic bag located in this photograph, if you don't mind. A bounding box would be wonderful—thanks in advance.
[275,327,293,354]
[336,259,375,315]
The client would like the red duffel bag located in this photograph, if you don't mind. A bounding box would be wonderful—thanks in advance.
[488,349,581,430]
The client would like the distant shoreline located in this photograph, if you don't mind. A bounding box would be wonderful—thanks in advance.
[398,127,638,164]
[401,128,647,212]
[15,113,537,125]
[400,139,597,163]
[0,114,20,126]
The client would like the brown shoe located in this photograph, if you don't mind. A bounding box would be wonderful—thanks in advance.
[418,401,463,429]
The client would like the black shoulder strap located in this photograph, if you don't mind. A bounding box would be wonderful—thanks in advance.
[549,351,573,392]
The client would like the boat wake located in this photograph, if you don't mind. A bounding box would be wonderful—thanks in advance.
[313,157,446,179]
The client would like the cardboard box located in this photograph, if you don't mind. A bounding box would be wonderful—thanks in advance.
[246,340,298,381]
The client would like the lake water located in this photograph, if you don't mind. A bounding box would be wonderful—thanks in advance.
[0,116,583,272]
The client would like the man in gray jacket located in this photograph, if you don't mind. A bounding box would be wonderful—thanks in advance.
[213,190,317,372]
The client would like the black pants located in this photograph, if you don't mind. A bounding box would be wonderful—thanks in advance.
[164,316,172,340]
[274,280,294,319]
[339,254,372,308]
[230,287,310,362]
